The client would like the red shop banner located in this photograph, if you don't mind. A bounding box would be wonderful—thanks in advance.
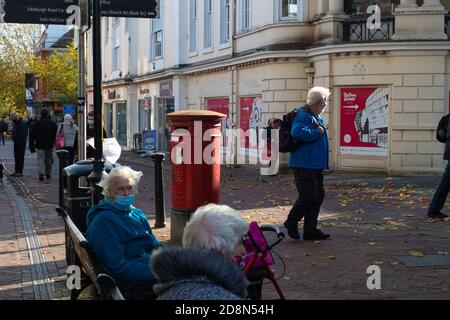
[340,87,389,157]
[207,98,230,149]
[240,96,262,156]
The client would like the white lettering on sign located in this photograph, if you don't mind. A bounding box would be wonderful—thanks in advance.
[343,92,357,103]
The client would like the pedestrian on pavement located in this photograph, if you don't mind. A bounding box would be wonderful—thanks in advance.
[29,109,58,181]
[27,115,38,129]
[427,122,450,219]
[283,86,331,241]
[0,117,7,145]
[10,112,28,177]
[152,204,249,300]
[58,114,78,165]
[86,166,162,300]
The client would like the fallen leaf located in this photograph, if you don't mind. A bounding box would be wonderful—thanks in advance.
[328,256,336,260]
[368,242,376,246]
[374,261,384,265]
[408,251,424,257]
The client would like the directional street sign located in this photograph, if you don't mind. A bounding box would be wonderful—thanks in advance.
[0,0,158,25]
[1,0,79,25]
[100,0,159,18]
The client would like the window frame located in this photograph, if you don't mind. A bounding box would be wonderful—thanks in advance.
[204,0,213,50]
[239,0,251,33]
[112,20,121,71]
[150,15,163,60]
[278,0,304,21]
[220,0,231,45]
[189,0,198,54]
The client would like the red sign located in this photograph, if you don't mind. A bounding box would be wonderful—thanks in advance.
[140,86,150,95]
[207,98,229,149]
[207,98,229,116]
[240,97,262,153]
[340,87,389,157]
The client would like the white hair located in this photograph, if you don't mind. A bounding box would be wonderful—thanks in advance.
[97,166,143,198]
[307,86,331,106]
[64,114,73,122]
[182,204,249,257]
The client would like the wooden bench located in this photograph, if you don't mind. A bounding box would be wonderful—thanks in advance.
[56,206,125,300]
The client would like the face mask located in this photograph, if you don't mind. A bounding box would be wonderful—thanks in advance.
[114,194,135,207]
[88,120,94,126]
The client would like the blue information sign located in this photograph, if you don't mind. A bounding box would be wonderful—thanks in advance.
[142,130,157,151]
[63,104,75,115]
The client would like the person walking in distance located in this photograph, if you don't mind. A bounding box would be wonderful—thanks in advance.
[283,87,331,241]
[58,114,78,165]
[0,117,7,145]
[29,109,58,181]
[10,113,28,177]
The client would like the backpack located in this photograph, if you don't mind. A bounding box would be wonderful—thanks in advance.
[279,108,302,153]
[436,114,449,143]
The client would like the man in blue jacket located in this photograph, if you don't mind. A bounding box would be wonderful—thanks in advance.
[283,87,331,241]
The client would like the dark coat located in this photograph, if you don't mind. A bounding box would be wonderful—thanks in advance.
[30,117,58,150]
[0,120,7,133]
[444,116,450,160]
[152,247,248,300]
[12,119,28,144]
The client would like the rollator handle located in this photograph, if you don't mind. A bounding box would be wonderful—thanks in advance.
[260,224,285,249]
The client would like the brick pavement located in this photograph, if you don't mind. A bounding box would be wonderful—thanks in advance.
[1,139,450,299]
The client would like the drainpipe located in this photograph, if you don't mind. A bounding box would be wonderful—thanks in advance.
[232,0,237,57]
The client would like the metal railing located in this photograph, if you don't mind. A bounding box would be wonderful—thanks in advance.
[343,14,395,42]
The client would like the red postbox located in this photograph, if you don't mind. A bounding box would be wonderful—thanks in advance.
[167,110,226,243]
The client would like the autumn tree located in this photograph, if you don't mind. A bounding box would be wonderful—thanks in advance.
[0,24,41,116]
[31,41,78,105]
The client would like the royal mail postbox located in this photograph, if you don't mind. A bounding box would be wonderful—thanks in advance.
[167,110,226,243]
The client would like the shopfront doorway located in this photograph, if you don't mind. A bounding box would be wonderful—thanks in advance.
[116,102,127,146]
[157,97,174,152]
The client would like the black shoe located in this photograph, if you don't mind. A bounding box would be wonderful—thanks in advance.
[39,174,44,181]
[427,212,448,219]
[303,229,330,241]
[46,174,51,179]
[283,220,301,240]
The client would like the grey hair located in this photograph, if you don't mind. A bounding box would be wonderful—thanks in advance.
[182,204,249,257]
[307,86,331,105]
[97,166,143,198]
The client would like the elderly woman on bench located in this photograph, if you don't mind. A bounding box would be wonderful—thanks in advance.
[86,166,162,300]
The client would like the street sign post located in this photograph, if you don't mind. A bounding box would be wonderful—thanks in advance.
[1,0,158,24]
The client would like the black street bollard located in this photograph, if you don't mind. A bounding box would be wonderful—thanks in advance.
[141,151,166,228]
[56,150,69,210]
[149,152,166,228]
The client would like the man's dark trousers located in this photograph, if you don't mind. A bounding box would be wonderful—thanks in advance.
[428,162,450,214]
[14,141,26,173]
[287,168,325,233]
